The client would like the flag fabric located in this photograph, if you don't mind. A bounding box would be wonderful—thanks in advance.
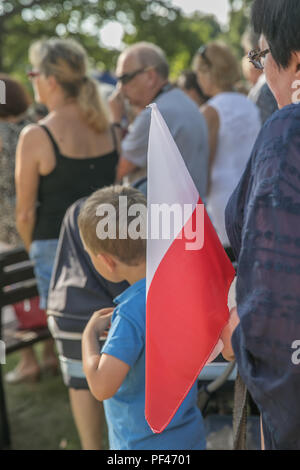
[145,103,235,433]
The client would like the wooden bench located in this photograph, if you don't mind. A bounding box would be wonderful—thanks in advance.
[0,247,51,449]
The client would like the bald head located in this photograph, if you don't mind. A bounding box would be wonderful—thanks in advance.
[120,42,169,80]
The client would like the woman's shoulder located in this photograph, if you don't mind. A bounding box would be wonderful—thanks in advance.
[209,91,259,116]
[18,121,50,144]
[18,121,41,136]
[258,103,300,149]
[16,122,53,163]
[264,103,300,129]
[209,91,248,104]
[251,104,300,188]
[208,92,260,135]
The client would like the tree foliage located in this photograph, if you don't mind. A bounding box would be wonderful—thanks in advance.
[0,0,223,83]
[0,0,254,84]
[224,0,253,57]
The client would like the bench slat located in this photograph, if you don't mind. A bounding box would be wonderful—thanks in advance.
[1,266,36,288]
[0,249,29,268]
[0,247,48,450]
[0,285,39,308]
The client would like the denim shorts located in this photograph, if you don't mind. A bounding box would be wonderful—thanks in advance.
[29,239,59,309]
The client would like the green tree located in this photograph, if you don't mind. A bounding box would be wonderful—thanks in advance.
[224,0,253,58]
[0,0,120,76]
[122,9,221,77]
[0,0,221,82]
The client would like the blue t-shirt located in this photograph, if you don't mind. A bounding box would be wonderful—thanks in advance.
[101,278,206,450]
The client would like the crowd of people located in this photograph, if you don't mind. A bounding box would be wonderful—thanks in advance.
[0,0,300,451]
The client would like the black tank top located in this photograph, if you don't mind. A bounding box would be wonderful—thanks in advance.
[33,125,119,240]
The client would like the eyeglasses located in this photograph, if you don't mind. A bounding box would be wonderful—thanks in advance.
[197,45,212,67]
[27,69,41,80]
[116,66,152,85]
[248,48,270,70]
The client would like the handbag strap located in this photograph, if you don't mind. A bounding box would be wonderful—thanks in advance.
[233,371,249,450]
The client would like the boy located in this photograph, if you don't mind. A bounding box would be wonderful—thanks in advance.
[79,185,206,450]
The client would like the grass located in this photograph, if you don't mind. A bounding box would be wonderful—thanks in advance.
[3,344,82,450]
[3,345,248,450]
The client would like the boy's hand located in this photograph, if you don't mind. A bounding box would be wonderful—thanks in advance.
[85,307,114,337]
[82,306,130,402]
[220,307,240,362]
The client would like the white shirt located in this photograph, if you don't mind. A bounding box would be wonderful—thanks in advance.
[207,92,261,246]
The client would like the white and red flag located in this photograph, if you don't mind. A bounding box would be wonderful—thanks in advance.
[145,103,235,433]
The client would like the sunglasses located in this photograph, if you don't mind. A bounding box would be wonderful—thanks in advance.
[27,69,41,80]
[116,66,152,85]
[248,48,270,70]
[197,45,212,67]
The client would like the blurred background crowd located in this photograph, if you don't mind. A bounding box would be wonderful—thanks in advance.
[0,0,281,450]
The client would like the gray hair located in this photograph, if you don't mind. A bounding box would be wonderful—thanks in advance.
[123,42,169,79]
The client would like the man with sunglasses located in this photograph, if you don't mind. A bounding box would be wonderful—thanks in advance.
[109,42,209,200]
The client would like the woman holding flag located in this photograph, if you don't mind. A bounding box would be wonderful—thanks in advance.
[225,0,300,450]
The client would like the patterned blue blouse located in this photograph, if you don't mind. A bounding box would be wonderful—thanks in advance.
[225,103,300,450]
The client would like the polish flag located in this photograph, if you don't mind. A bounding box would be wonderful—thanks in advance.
[145,104,235,433]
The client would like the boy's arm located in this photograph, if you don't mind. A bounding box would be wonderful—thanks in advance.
[82,308,130,401]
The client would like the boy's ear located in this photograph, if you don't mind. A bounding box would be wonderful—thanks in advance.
[97,252,116,272]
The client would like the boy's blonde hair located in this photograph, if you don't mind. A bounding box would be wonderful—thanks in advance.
[78,186,147,266]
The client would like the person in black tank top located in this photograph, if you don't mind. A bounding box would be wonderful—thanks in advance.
[13,38,119,450]
[34,125,118,241]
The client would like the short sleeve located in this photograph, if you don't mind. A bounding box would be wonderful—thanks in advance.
[121,108,151,167]
[101,312,144,368]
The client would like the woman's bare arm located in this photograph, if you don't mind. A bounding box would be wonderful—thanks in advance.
[201,104,220,195]
[15,125,41,251]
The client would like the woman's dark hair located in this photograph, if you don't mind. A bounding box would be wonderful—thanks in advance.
[0,74,31,118]
[252,0,300,68]
[177,71,208,102]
